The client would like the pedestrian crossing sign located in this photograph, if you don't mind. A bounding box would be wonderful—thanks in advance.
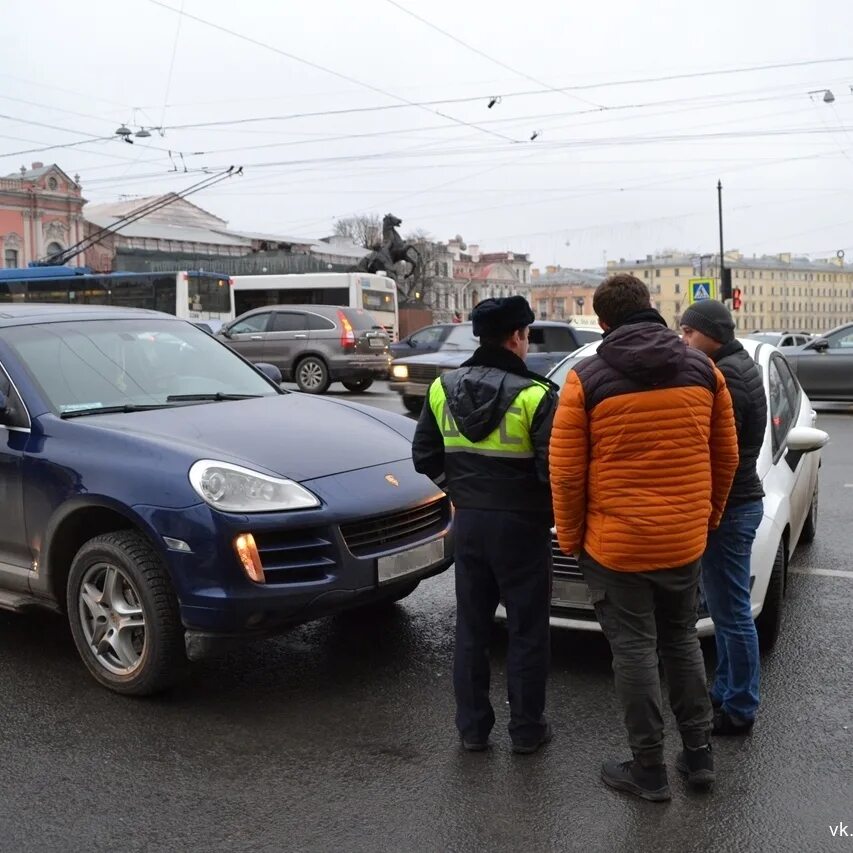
[688,277,717,304]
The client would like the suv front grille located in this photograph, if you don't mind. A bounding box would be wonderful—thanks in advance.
[252,529,335,584]
[340,498,450,557]
[407,364,442,383]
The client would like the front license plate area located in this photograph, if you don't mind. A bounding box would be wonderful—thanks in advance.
[552,579,594,609]
[378,538,444,584]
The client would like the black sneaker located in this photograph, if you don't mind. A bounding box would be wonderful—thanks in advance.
[712,709,754,736]
[601,759,671,802]
[511,721,553,755]
[676,744,715,790]
[459,736,489,752]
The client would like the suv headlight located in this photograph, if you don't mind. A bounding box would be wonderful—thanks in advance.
[189,460,320,513]
[392,364,409,379]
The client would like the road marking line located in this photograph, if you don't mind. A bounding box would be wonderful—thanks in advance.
[789,567,853,579]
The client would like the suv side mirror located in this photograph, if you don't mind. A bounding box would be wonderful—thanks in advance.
[221,326,233,339]
[810,338,829,352]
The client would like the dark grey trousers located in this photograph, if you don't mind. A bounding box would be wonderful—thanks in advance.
[580,552,713,766]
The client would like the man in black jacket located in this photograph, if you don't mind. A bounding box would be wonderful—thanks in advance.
[412,296,558,754]
[681,299,767,736]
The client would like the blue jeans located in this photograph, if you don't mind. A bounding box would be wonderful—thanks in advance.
[701,500,764,722]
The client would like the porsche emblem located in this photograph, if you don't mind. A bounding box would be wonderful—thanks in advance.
[385,474,399,487]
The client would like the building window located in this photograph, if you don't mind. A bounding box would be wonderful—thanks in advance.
[674,268,680,277]
[4,249,18,268]
[643,270,649,278]
[675,283,681,294]
[735,270,739,278]
[46,241,64,260]
[48,177,58,191]
[655,269,660,278]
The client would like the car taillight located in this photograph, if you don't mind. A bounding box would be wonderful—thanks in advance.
[338,310,356,349]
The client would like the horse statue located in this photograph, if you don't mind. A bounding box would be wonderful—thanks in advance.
[355,213,420,280]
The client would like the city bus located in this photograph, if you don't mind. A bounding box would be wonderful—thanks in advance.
[0,267,233,326]
[229,272,399,340]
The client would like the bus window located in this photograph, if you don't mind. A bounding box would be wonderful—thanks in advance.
[234,287,349,316]
[107,276,157,311]
[153,276,178,314]
[70,277,110,305]
[24,279,71,303]
[188,276,231,314]
[362,290,395,312]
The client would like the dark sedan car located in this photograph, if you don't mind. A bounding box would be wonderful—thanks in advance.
[782,322,853,401]
[389,321,601,413]
[390,323,456,358]
[0,305,452,694]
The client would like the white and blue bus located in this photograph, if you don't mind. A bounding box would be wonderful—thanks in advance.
[0,267,233,326]
[229,272,399,340]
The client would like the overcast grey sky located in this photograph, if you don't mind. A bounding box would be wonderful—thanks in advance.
[3,0,853,268]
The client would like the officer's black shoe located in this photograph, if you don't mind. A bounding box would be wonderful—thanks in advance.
[675,744,715,790]
[601,759,671,802]
[511,721,552,755]
[460,736,489,752]
[712,709,754,736]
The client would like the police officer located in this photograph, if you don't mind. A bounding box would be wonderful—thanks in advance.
[412,296,558,754]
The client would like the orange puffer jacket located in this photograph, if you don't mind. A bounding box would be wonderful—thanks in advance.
[549,320,739,571]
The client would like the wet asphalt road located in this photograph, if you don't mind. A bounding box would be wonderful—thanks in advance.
[0,385,851,852]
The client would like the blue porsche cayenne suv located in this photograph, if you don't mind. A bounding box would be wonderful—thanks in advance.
[0,305,453,694]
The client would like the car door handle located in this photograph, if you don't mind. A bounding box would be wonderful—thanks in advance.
[293,334,308,339]
[249,335,263,340]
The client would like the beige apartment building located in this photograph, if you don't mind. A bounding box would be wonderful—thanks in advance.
[606,251,853,332]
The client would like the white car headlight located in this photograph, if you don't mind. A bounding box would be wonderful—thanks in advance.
[189,460,320,513]
[392,364,409,379]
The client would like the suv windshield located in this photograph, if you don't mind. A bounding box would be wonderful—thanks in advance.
[4,318,280,416]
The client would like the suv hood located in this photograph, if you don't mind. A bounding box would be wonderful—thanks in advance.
[66,394,414,482]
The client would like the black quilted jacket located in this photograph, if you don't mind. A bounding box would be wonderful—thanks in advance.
[712,340,767,505]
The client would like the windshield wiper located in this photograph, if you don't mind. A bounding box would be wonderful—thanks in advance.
[60,404,174,419]
[166,392,264,402]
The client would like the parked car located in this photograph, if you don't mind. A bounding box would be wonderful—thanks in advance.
[390,323,455,358]
[389,321,601,414]
[217,304,391,394]
[0,305,453,694]
[780,321,853,401]
[746,330,813,349]
[499,338,828,650]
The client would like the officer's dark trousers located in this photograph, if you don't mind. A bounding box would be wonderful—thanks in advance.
[453,508,551,745]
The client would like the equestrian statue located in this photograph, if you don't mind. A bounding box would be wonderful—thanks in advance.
[355,213,420,280]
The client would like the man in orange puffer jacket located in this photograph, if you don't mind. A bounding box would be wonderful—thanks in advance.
[550,274,738,802]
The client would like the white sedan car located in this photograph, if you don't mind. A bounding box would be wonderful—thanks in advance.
[508,338,829,650]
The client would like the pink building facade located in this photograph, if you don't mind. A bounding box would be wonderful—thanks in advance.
[0,163,86,268]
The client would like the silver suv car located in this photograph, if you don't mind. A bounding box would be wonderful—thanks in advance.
[217,304,391,393]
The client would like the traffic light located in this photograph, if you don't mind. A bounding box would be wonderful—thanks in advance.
[720,267,733,301]
[732,287,743,311]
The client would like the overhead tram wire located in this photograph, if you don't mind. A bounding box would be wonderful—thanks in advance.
[382,0,602,109]
[145,0,518,143]
[155,55,853,135]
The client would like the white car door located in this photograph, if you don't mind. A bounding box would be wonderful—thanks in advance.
[766,353,816,544]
